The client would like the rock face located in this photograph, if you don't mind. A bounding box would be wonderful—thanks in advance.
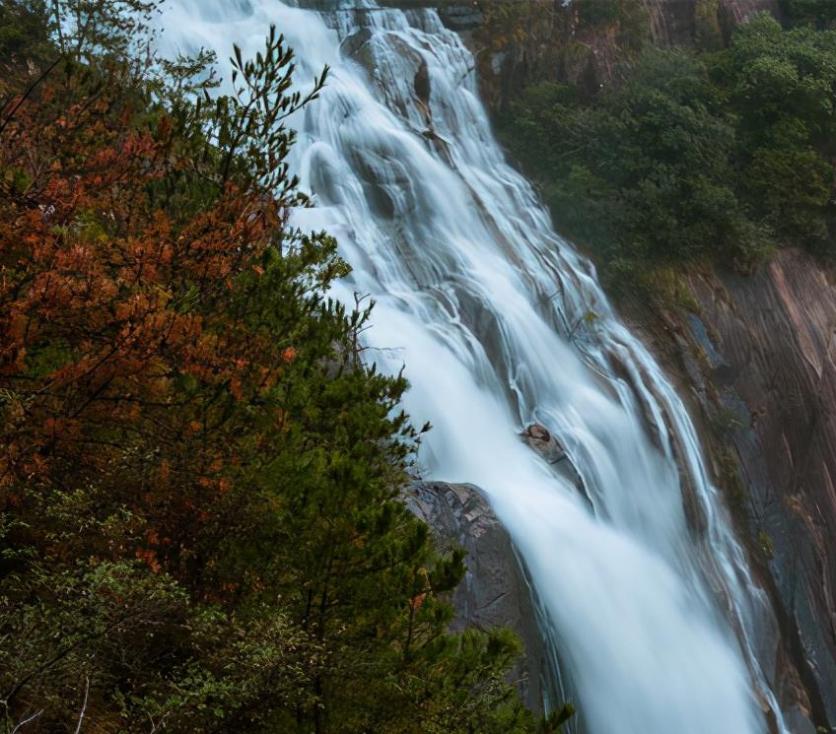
[642,0,780,45]
[437,4,484,31]
[717,0,781,23]
[403,481,551,715]
[636,249,836,731]
[466,0,780,113]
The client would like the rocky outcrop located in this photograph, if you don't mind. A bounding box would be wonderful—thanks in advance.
[403,481,551,715]
[437,3,484,31]
[522,423,568,465]
[632,249,836,731]
[522,424,591,508]
[642,0,780,46]
[465,0,780,113]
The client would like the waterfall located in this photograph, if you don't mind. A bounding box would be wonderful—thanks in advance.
[157,3,789,732]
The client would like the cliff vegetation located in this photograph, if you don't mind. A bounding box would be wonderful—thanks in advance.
[490,1,835,295]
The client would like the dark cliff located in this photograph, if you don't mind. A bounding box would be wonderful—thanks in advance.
[630,250,836,731]
[452,0,780,112]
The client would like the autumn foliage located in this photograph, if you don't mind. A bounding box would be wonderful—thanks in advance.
[0,6,344,579]
[0,2,566,733]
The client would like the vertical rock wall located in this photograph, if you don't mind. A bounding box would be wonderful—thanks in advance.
[633,250,836,731]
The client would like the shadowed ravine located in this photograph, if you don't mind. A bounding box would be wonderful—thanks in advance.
[158,2,790,732]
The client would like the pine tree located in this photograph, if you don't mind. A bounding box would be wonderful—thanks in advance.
[0,2,569,732]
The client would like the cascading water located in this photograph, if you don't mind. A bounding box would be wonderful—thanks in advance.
[158,3,790,732]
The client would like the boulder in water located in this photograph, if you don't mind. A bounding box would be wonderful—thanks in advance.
[413,58,431,107]
[522,424,591,506]
[339,28,372,63]
[523,423,567,465]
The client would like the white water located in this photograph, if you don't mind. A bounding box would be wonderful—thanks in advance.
[158,3,789,732]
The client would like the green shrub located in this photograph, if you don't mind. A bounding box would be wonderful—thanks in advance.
[498,13,836,290]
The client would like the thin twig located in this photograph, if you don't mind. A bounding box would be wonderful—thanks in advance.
[11,710,43,734]
[0,57,62,137]
[74,676,90,734]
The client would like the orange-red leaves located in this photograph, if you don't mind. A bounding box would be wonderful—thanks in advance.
[0,67,299,582]
[281,346,297,364]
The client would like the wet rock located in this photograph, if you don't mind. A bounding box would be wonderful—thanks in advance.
[689,251,836,730]
[438,4,485,32]
[403,481,550,715]
[522,424,591,509]
[413,57,431,106]
[638,248,836,732]
[630,0,780,46]
[522,423,566,465]
[339,27,372,61]
[718,0,781,25]
[785,705,817,734]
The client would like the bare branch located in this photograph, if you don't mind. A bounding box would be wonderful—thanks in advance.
[11,710,43,734]
[74,676,90,734]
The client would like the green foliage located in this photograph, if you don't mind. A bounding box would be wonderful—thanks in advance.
[576,0,621,28]
[498,12,836,292]
[0,1,51,66]
[499,49,765,289]
[720,14,836,252]
[694,0,724,51]
[0,2,564,733]
[780,0,836,28]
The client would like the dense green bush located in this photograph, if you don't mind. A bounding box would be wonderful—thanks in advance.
[575,0,621,28]
[780,0,836,28]
[498,12,836,291]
